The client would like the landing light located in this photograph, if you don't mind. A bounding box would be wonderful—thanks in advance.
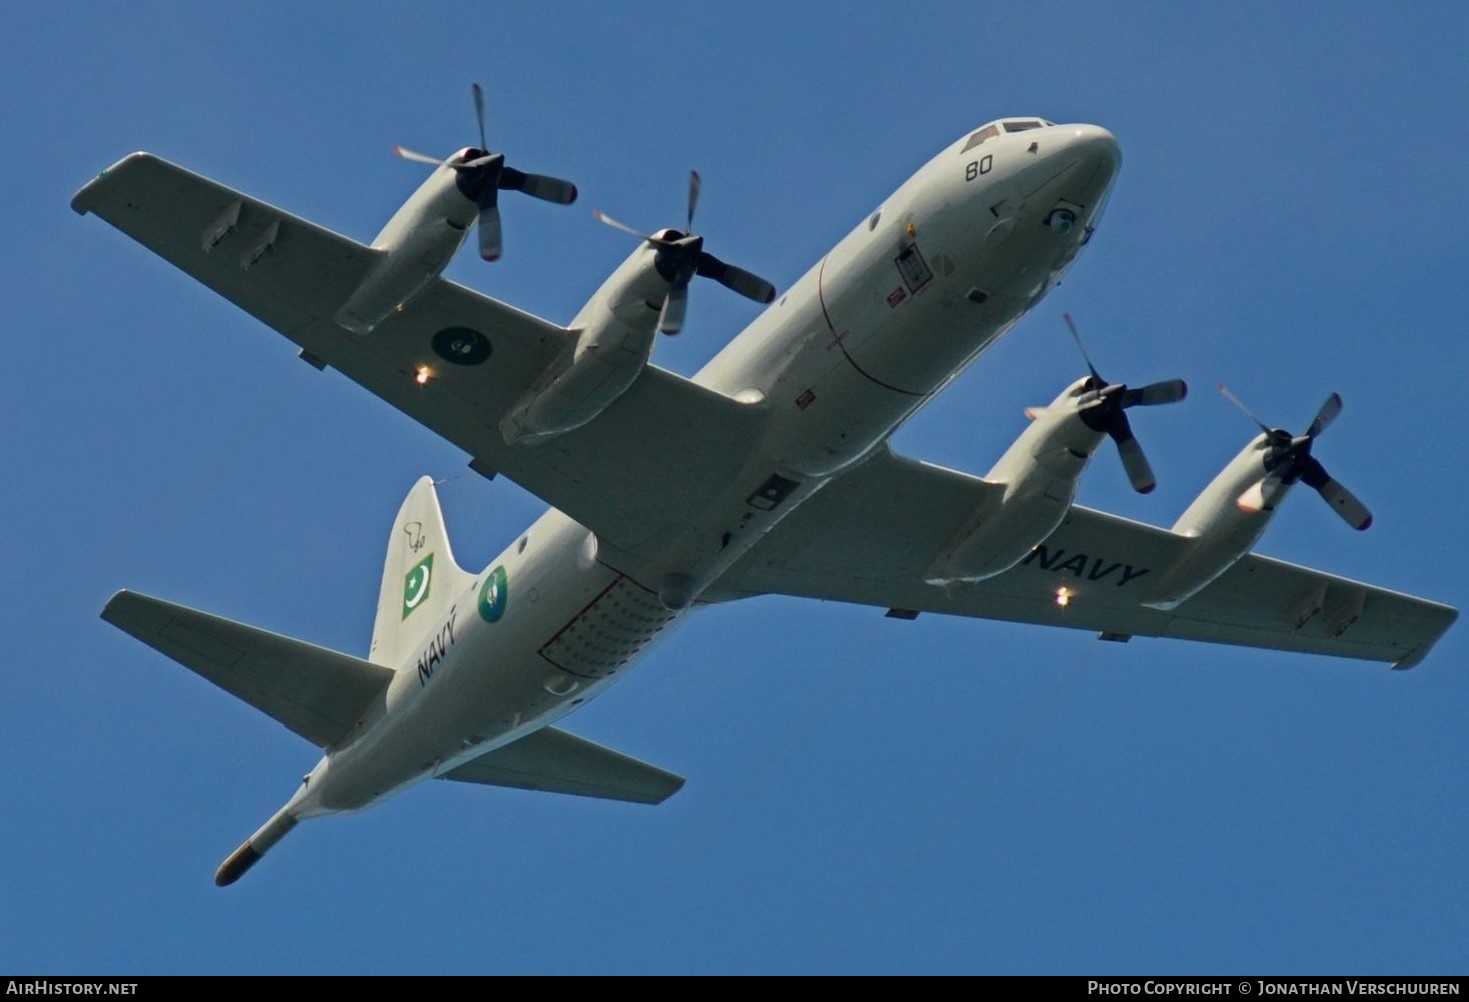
[415,366,432,386]
[1055,585,1072,608]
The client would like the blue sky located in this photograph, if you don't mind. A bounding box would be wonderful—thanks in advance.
[4,1,1466,975]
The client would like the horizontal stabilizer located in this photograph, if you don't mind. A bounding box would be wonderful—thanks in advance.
[440,726,684,805]
[102,590,393,748]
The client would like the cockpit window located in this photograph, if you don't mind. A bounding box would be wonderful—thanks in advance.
[961,124,1001,153]
[1001,119,1047,133]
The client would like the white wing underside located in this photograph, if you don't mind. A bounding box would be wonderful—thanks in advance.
[710,449,1456,669]
[72,153,762,559]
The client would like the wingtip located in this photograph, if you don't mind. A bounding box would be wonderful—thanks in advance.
[71,152,155,215]
[99,588,138,622]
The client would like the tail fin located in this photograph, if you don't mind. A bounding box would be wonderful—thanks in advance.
[369,477,477,668]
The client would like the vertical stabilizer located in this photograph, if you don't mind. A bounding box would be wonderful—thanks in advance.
[369,477,476,668]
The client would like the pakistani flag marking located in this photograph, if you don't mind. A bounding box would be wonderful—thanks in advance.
[402,553,434,619]
[478,565,508,623]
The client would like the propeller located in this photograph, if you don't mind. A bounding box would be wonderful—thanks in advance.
[393,83,577,262]
[1060,313,1188,494]
[1217,384,1371,530]
[594,171,777,334]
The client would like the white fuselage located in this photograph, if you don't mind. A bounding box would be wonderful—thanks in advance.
[285,121,1122,820]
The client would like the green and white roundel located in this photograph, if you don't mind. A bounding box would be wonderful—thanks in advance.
[402,553,434,619]
[478,565,508,623]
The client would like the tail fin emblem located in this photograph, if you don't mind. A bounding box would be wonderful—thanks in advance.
[403,521,427,553]
[402,554,434,618]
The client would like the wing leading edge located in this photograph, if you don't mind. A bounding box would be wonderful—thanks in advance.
[711,448,1457,669]
[72,153,764,556]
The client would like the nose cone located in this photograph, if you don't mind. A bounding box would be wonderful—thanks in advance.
[1052,123,1121,188]
[966,122,1122,300]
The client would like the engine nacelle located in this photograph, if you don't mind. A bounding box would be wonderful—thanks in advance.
[500,245,671,445]
[1140,434,1279,610]
[335,166,477,334]
[925,377,1109,584]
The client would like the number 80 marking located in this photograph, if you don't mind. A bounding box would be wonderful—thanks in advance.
[965,155,993,181]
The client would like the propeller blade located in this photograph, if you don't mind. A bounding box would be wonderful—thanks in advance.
[472,82,487,152]
[1061,313,1103,384]
[687,170,702,234]
[1301,458,1371,530]
[697,252,777,304]
[659,283,689,335]
[478,203,503,261]
[1217,383,1273,435]
[593,210,650,240]
[1307,392,1343,439]
[1122,378,1188,407]
[501,168,578,204]
[1023,405,1055,421]
[394,146,447,167]
[1112,431,1156,494]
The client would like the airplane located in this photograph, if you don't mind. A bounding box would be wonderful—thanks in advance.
[72,101,1457,886]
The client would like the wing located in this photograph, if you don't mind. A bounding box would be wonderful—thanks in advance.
[102,590,392,747]
[712,448,1458,669]
[72,153,761,555]
[440,726,685,805]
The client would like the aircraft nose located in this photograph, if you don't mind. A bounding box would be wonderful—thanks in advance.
[1052,123,1121,180]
